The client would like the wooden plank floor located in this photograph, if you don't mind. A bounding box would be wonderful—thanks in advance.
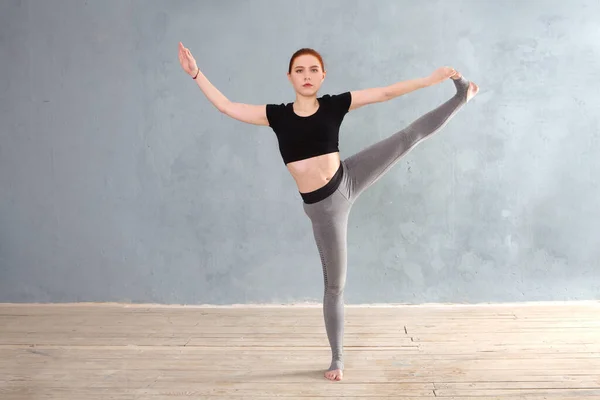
[1,302,600,399]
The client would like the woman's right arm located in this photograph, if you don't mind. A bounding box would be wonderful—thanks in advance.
[179,42,269,126]
[193,69,269,126]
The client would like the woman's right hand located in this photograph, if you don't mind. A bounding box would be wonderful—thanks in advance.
[178,42,199,77]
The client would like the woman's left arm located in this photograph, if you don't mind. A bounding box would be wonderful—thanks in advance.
[348,66,457,111]
[349,77,431,111]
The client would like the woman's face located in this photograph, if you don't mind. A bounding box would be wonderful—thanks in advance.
[287,54,326,96]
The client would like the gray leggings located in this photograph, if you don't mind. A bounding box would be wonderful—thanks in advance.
[302,76,471,371]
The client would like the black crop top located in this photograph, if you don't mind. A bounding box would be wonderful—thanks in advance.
[266,92,352,164]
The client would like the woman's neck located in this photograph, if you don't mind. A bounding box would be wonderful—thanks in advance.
[293,94,319,114]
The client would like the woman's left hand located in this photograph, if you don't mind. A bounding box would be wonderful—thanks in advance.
[427,66,457,85]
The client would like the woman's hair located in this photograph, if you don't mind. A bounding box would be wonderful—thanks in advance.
[288,48,325,74]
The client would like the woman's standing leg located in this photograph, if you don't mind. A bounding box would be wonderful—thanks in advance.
[303,189,352,381]
[342,75,476,202]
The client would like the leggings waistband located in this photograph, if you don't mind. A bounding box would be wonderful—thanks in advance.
[300,163,343,204]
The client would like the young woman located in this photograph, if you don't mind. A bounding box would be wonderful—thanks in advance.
[178,42,479,381]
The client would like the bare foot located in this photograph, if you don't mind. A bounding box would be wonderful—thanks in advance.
[467,81,479,102]
[451,72,479,102]
[325,368,343,381]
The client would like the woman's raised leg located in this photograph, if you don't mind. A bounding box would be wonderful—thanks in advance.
[342,75,477,202]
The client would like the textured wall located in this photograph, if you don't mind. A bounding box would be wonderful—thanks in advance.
[1,0,599,304]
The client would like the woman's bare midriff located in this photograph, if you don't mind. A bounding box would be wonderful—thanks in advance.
[286,152,342,193]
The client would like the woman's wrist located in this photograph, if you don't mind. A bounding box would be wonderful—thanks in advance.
[192,68,200,79]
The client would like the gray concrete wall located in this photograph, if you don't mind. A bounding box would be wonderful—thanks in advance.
[1,0,599,304]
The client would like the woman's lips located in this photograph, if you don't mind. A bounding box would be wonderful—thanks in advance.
[303,83,313,87]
